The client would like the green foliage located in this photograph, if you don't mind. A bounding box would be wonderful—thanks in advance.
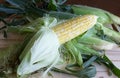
[97,55,120,77]
[52,64,96,78]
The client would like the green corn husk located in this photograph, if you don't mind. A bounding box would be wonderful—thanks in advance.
[96,24,120,44]
[65,40,83,66]
[71,5,111,24]
[78,36,117,50]
[74,26,118,50]
[71,5,120,25]
[64,39,100,66]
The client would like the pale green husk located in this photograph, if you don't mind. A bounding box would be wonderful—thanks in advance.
[17,17,61,78]
[72,5,120,25]
[78,37,117,50]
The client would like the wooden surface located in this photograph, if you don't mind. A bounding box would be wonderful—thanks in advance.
[0,32,120,78]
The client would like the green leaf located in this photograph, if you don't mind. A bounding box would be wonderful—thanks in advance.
[0,72,7,78]
[47,0,57,10]
[97,55,120,77]
[52,65,96,78]
[5,0,47,19]
[49,11,77,19]
[0,4,24,14]
[24,7,47,19]
[83,56,97,68]
[6,0,32,9]
[57,0,67,5]
[78,65,96,78]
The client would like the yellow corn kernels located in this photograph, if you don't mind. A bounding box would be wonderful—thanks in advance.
[52,15,98,44]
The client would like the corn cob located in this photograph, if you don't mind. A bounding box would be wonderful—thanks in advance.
[17,15,98,76]
[52,15,98,44]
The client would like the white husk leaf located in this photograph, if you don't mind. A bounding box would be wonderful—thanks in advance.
[17,16,61,77]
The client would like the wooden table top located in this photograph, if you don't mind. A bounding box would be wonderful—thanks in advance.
[0,32,120,78]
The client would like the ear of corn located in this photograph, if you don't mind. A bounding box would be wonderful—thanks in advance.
[52,15,98,44]
[17,15,98,77]
[71,5,112,24]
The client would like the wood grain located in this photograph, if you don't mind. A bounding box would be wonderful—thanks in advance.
[0,32,119,78]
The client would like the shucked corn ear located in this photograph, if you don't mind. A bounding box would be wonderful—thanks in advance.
[52,15,98,44]
[17,15,98,77]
